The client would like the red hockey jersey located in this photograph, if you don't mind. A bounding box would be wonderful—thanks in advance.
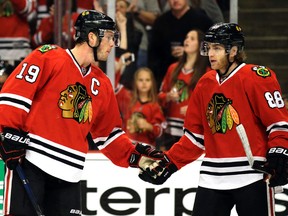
[32,12,79,48]
[115,84,132,130]
[0,45,135,182]
[125,100,166,146]
[167,63,288,190]
[0,0,36,61]
[158,62,195,137]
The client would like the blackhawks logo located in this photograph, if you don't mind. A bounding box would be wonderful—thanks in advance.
[58,82,93,123]
[38,44,57,53]
[251,65,271,78]
[127,112,145,134]
[172,80,189,103]
[0,0,14,17]
[206,93,239,134]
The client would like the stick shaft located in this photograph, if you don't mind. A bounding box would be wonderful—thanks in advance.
[16,165,45,216]
[236,124,283,193]
[236,124,255,167]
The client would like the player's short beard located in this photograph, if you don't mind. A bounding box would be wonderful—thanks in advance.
[93,47,98,62]
[87,36,100,62]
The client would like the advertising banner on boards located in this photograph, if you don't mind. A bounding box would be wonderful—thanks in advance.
[81,153,288,216]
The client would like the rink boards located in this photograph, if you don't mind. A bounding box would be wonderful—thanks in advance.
[81,152,288,216]
[0,154,287,216]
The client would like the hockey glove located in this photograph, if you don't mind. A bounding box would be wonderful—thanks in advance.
[0,127,29,170]
[129,143,164,170]
[139,154,178,185]
[265,147,288,187]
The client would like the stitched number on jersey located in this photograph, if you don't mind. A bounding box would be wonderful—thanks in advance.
[16,63,40,83]
[264,91,285,108]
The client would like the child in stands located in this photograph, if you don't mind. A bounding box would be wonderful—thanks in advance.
[126,67,166,147]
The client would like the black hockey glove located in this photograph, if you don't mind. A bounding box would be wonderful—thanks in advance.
[265,147,288,187]
[129,143,164,170]
[139,154,178,185]
[0,127,29,170]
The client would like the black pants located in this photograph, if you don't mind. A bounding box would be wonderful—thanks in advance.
[192,180,275,216]
[3,159,81,215]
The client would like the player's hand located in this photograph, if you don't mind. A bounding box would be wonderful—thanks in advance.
[265,147,288,187]
[0,127,29,170]
[139,154,178,185]
[129,143,164,170]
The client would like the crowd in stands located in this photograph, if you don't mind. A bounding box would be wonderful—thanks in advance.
[1,0,254,151]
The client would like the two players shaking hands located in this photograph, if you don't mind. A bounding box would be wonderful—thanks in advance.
[0,127,288,187]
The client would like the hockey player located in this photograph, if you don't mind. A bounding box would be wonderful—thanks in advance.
[0,10,164,215]
[140,23,288,216]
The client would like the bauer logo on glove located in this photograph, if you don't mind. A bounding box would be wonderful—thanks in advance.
[265,146,288,187]
[268,147,288,155]
[2,132,30,144]
[0,127,29,170]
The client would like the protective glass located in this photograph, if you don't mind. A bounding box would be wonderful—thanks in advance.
[98,29,120,47]
[200,42,230,56]
[200,41,209,56]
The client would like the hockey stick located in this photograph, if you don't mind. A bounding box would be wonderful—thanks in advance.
[236,124,283,193]
[16,165,45,216]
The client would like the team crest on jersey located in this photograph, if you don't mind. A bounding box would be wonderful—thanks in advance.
[0,0,14,17]
[127,112,145,133]
[58,82,93,123]
[38,44,57,53]
[251,66,271,78]
[173,80,189,102]
[206,93,240,134]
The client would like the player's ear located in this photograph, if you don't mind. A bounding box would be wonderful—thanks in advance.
[88,32,100,47]
[229,46,238,60]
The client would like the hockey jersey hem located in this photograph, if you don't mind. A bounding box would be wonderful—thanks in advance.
[25,133,87,182]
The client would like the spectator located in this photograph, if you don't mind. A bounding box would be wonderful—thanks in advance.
[140,23,288,216]
[0,10,164,215]
[161,0,225,24]
[198,0,224,23]
[32,4,79,49]
[149,0,213,87]
[36,0,95,26]
[77,0,95,13]
[115,82,132,130]
[126,67,166,147]
[115,0,142,90]
[217,0,230,21]
[89,0,141,90]
[0,0,36,65]
[115,52,134,85]
[36,0,50,27]
[114,52,135,128]
[157,0,167,13]
[157,29,210,150]
[98,0,160,68]
[116,0,142,55]
[0,61,14,91]
[33,0,96,48]
[127,0,161,68]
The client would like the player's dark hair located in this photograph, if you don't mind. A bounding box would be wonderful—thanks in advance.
[75,37,86,45]
[234,50,247,63]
